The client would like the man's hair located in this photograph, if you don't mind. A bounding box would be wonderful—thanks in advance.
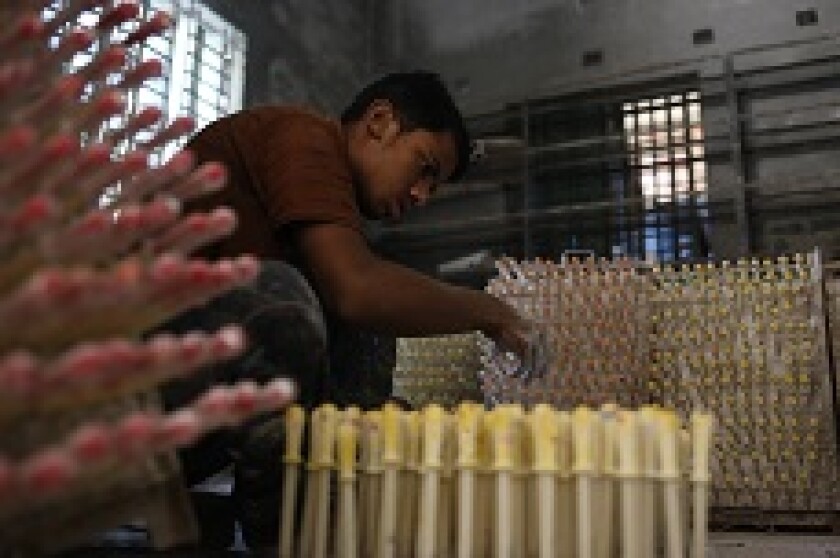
[341,71,471,181]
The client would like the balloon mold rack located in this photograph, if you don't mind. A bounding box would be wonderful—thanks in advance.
[0,2,295,554]
[278,402,714,558]
[396,251,839,531]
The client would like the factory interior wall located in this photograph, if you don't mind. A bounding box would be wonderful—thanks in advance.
[390,0,840,114]
[194,0,840,264]
[199,0,381,116]
[374,0,840,263]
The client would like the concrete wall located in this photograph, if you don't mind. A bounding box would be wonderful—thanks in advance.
[394,0,840,114]
[376,0,840,260]
[201,0,379,116]
[197,0,840,260]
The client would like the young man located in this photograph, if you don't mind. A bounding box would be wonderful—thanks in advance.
[161,71,529,547]
[188,71,526,351]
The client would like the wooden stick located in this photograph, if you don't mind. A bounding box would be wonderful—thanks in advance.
[279,405,304,558]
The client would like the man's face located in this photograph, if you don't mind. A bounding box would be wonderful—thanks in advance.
[349,101,459,222]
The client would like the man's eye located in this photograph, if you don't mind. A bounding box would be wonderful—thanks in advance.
[422,163,438,178]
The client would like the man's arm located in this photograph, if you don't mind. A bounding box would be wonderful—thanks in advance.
[297,222,528,354]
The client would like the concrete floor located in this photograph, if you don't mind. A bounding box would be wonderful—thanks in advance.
[709,533,840,558]
[60,533,840,557]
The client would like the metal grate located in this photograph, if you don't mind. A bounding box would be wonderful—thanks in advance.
[621,92,710,262]
[44,0,245,205]
[141,0,246,161]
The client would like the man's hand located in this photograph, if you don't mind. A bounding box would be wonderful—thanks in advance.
[481,298,531,360]
[482,299,557,380]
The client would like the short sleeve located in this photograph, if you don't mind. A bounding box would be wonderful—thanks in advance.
[251,114,364,234]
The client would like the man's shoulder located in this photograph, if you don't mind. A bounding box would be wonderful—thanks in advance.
[190,106,342,159]
[234,106,339,136]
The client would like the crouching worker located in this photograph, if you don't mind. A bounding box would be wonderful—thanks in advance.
[157,71,529,549]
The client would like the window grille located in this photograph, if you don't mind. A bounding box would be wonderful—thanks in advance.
[622,91,709,261]
[43,1,246,204]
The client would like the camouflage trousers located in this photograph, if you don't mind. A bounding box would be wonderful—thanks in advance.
[157,260,395,547]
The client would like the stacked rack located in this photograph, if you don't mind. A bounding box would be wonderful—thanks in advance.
[825,263,840,429]
[481,258,650,408]
[649,255,838,513]
[279,402,714,558]
[477,253,839,520]
[393,334,484,408]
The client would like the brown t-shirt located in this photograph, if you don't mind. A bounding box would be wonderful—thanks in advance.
[185,106,364,262]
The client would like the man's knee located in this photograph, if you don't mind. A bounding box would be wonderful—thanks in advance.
[214,260,329,401]
[158,260,329,408]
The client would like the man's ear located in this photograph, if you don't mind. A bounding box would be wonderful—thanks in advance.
[365,100,400,142]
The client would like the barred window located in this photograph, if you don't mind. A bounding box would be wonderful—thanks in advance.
[623,92,709,261]
[43,1,246,203]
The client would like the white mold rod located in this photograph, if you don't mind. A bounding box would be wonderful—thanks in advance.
[618,410,641,558]
[691,413,713,558]
[530,404,559,558]
[278,405,304,558]
[492,406,515,558]
[455,403,480,558]
[336,416,359,558]
[572,406,596,558]
[555,411,575,558]
[416,404,444,558]
[659,410,685,558]
[377,403,402,558]
[298,406,321,558]
[312,404,337,558]
[268,403,713,558]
